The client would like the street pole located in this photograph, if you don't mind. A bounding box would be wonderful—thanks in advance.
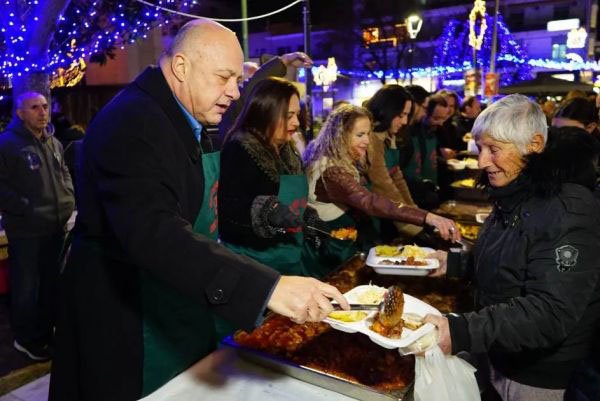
[303,0,313,140]
[241,0,249,60]
[409,40,414,85]
[488,0,500,103]
[489,0,499,73]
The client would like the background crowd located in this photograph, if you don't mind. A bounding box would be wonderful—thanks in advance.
[0,17,598,401]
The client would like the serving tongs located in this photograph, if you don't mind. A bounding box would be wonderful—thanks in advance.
[305,225,356,241]
[331,286,404,327]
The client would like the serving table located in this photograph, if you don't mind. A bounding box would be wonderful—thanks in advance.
[144,254,474,401]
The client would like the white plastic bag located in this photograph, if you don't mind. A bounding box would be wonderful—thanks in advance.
[414,345,480,401]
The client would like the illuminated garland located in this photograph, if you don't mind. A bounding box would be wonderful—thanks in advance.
[435,14,531,86]
[468,0,487,50]
[0,0,198,79]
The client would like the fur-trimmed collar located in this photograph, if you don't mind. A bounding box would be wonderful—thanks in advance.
[231,130,303,183]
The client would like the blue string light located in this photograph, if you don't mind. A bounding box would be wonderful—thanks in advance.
[0,0,197,79]
[433,13,532,86]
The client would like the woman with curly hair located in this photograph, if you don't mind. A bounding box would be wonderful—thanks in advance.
[302,104,458,276]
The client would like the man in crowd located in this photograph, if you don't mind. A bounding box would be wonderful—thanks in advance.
[402,94,449,209]
[0,92,75,361]
[455,95,482,138]
[49,18,347,401]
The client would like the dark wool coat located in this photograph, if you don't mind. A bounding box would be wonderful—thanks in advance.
[49,67,279,401]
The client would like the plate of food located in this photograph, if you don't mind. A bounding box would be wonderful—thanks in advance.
[325,285,441,354]
[451,177,477,188]
[366,244,439,276]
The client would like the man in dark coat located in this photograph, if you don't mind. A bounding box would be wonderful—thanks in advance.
[0,92,75,361]
[49,19,347,401]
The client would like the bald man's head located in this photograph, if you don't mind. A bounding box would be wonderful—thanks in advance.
[160,19,243,125]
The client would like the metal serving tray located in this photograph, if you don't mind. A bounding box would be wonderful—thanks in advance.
[222,336,413,401]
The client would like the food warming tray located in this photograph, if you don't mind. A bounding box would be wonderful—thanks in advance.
[222,336,413,401]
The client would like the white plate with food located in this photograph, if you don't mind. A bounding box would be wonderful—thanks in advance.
[366,245,439,276]
[325,285,441,354]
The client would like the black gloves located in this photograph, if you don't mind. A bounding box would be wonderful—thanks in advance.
[267,202,301,230]
[303,206,328,249]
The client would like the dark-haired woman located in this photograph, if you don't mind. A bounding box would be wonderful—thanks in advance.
[219,77,307,277]
[365,84,421,239]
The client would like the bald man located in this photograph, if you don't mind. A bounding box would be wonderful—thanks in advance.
[49,19,347,401]
[0,92,74,361]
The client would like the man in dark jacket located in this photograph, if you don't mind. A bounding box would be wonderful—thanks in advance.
[0,92,75,361]
[49,18,347,401]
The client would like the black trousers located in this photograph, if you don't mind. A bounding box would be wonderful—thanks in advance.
[8,233,66,344]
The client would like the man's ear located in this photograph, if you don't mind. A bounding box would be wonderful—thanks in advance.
[171,53,188,82]
[15,109,23,120]
[527,132,545,154]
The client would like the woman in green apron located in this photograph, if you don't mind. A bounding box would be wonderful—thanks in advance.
[365,85,425,241]
[219,77,307,281]
[302,105,459,276]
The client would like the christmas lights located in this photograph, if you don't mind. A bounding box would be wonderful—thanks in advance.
[0,0,198,80]
[434,13,532,86]
[468,0,487,51]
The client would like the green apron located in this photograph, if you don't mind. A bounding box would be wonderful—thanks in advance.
[403,133,438,184]
[384,145,401,176]
[301,212,359,278]
[224,174,308,276]
[140,151,220,396]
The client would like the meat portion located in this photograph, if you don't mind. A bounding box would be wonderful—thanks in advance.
[370,286,405,338]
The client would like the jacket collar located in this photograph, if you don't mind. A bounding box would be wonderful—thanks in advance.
[5,118,50,142]
[230,130,303,183]
[133,66,202,161]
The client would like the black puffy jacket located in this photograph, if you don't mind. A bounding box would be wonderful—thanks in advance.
[448,133,600,389]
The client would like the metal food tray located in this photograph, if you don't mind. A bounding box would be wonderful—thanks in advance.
[222,336,413,401]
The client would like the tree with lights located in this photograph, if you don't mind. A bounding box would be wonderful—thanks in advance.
[434,13,532,87]
[0,0,195,99]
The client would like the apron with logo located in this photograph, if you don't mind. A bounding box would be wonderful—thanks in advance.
[224,174,308,276]
[140,149,220,396]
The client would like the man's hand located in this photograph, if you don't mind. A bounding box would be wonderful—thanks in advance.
[267,276,349,324]
[427,250,448,277]
[425,213,461,242]
[423,314,452,354]
[280,52,313,68]
[439,147,457,160]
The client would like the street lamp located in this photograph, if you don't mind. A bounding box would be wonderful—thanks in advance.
[405,15,422,84]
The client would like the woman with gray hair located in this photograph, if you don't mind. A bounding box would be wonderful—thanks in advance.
[425,94,600,401]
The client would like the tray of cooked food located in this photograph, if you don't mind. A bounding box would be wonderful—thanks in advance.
[325,285,440,355]
[366,245,439,276]
[225,254,473,401]
[226,317,414,401]
[450,177,488,202]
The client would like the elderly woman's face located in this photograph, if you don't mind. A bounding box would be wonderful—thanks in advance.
[476,134,525,187]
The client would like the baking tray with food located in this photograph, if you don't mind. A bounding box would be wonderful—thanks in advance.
[225,254,473,401]
[224,327,414,401]
[450,178,489,202]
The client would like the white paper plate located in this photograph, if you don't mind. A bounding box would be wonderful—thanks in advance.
[324,285,441,351]
[366,246,439,276]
